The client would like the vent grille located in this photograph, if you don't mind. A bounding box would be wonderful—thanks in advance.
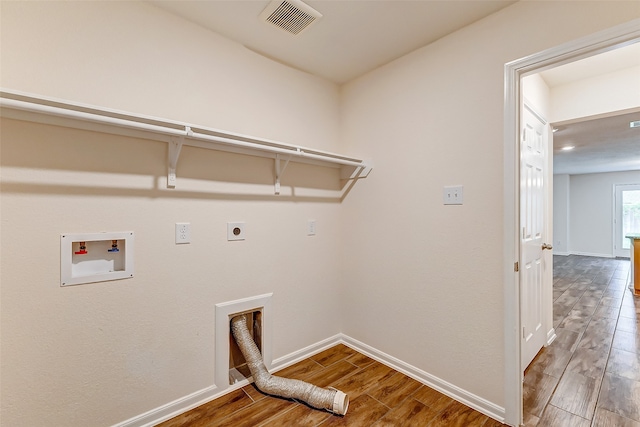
[260,0,322,36]
[631,120,640,128]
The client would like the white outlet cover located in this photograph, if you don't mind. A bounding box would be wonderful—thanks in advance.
[227,222,245,241]
[443,185,463,205]
[307,220,317,236]
[175,222,191,244]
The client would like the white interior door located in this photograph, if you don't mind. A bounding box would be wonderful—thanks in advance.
[614,184,640,258]
[521,104,552,370]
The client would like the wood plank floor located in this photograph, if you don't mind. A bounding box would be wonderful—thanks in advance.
[523,255,640,427]
[159,344,505,426]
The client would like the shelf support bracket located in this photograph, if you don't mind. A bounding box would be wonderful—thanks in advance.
[274,154,291,195]
[167,126,192,188]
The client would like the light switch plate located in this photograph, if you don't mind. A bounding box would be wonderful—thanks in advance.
[443,185,463,205]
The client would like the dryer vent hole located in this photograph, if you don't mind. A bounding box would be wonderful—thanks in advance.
[229,309,262,384]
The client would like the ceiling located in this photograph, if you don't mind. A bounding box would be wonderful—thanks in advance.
[149,0,517,84]
[149,0,640,175]
[552,111,640,175]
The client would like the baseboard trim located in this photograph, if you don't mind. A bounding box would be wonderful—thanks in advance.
[569,251,614,258]
[114,336,343,427]
[339,335,506,424]
[114,384,221,427]
[115,334,505,426]
[271,334,342,371]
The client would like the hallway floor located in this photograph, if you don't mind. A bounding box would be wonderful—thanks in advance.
[523,255,640,427]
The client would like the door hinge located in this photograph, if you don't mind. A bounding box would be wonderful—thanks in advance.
[514,262,519,272]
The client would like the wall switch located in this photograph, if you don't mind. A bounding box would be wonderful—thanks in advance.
[443,185,463,205]
[307,220,317,236]
[227,222,245,241]
[175,223,191,244]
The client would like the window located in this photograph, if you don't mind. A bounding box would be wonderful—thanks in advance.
[615,184,640,257]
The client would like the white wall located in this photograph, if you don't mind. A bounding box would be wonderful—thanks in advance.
[550,65,640,123]
[0,2,344,426]
[340,0,639,410]
[568,171,640,257]
[553,175,571,255]
[523,73,551,118]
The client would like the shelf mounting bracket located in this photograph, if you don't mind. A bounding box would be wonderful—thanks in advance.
[274,154,291,195]
[167,126,193,188]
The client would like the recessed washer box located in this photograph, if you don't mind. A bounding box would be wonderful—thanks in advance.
[60,231,134,286]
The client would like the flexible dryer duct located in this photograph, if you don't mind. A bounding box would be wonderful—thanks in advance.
[230,315,349,415]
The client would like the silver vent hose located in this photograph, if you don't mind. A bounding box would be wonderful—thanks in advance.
[230,315,349,415]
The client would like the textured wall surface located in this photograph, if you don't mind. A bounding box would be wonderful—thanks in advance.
[1,2,343,425]
[340,0,639,408]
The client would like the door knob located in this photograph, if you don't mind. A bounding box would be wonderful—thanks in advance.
[542,243,553,250]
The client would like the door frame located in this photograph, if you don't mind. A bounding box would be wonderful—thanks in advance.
[502,19,640,427]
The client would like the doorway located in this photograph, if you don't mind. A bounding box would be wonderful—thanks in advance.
[503,20,640,427]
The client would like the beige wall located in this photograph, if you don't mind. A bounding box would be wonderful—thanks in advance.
[2,0,640,426]
[340,0,639,409]
[1,2,344,426]
[0,1,341,150]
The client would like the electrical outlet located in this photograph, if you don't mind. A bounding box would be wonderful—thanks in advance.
[227,222,245,241]
[175,223,191,244]
[443,185,463,205]
[307,220,316,236]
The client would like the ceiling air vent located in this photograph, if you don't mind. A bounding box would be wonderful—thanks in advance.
[259,0,322,36]
[630,120,640,128]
